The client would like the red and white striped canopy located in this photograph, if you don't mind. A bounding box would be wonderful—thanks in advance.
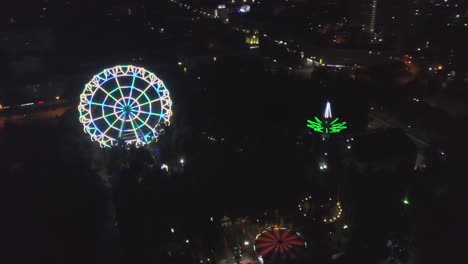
[254,227,306,261]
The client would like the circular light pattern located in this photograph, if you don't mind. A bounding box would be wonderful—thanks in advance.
[298,195,314,217]
[254,227,306,261]
[78,65,172,148]
[322,200,343,224]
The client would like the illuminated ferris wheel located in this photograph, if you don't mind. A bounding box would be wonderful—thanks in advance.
[78,65,173,148]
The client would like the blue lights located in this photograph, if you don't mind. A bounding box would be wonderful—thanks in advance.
[78,65,173,148]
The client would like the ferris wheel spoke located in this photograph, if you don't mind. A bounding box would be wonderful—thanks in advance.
[133,115,158,134]
[138,110,163,117]
[127,75,137,105]
[118,113,127,138]
[101,113,124,138]
[92,112,119,122]
[113,77,126,100]
[129,115,142,142]
[138,98,162,107]
[134,82,156,101]
[129,98,139,107]
[88,101,122,109]
[97,86,121,104]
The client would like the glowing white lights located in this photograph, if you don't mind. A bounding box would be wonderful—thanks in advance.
[244,241,250,246]
[319,161,328,170]
[78,65,173,148]
[161,164,169,171]
[324,101,333,119]
[323,202,343,223]
[239,5,251,13]
[298,195,313,216]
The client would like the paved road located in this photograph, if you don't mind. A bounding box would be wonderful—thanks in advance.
[0,105,73,129]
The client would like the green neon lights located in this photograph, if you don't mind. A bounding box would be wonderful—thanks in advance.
[307,117,347,134]
[402,197,410,205]
[307,101,347,134]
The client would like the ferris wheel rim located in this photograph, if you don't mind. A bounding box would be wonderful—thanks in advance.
[78,65,173,148]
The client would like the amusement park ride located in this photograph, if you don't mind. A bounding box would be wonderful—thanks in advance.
[78,65,173,148]
[307,101,348,172]
[254,226,307,264]
[76,65,351,263]
[307,101,347,140]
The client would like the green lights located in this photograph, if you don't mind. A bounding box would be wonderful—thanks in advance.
[402,197,410,205]
[307,101,347,134]
[307,117,347,134]
[307,117,324,133]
